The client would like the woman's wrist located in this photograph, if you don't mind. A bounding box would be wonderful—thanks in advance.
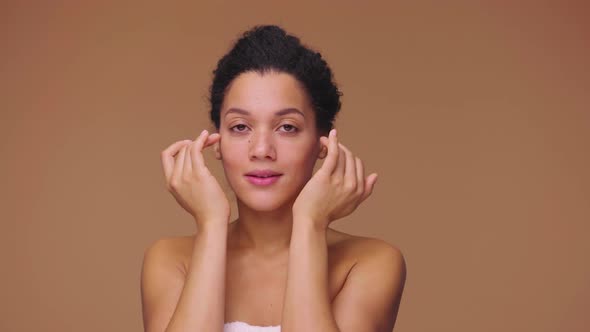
[196,218,229,234]
[293,215,329,233]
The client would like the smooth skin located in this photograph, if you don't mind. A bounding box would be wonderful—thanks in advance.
[142,72,406,332]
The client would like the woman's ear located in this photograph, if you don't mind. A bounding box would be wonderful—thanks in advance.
[317,134,329,159]
[214,143,222,160]
[318,144,327,159]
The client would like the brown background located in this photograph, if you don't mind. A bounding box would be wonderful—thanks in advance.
[1,1,589,331]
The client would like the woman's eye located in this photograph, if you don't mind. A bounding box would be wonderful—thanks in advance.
[280,124,298,133]
[231,124,248,132]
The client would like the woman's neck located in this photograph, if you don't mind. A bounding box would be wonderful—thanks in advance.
[229,200,294,256]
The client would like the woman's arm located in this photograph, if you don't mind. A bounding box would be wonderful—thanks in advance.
[283,129,405,331]
[280,222,406,332]
[144,131,230,331]
[280,222,339,332]
[141,222,228,332]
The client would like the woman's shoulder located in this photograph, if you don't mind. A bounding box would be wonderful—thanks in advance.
[327,228,403,261]
[144,234,195,275]
[147,234,195,255]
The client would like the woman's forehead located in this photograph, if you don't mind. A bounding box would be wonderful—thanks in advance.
[221,71,313,118]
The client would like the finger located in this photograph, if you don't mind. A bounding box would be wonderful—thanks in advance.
[360,173,378,202]
[161,140,192,184]
[204,133,221,149]
[183,139,193,176]
[355,157,365,197]
[334,143,346,179]
[173,143,189,184]
[191,129,211,173]
[320,129,339,174]
[340,143,357,190]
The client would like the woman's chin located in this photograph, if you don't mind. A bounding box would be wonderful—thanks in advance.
[243,200,288,212]
[237,193,293,212]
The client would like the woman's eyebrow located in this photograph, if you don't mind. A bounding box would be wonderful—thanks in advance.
[225,107,305,118]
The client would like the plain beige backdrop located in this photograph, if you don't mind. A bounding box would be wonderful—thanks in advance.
[1,1,589,331]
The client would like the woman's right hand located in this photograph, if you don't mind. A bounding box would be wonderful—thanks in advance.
[160,129,230,228]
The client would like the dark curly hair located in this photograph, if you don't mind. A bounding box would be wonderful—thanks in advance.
[207,24,342,135]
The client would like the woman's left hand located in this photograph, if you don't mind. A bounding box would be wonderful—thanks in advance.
[292,129,378,230]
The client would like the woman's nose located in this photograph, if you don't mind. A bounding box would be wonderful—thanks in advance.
[249,131,276,161]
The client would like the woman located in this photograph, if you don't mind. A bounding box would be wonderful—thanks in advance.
[141,25,406,332]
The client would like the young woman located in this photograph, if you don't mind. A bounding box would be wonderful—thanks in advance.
[141,25,406,332]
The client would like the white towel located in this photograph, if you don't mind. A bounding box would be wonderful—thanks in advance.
[224,321,281,332]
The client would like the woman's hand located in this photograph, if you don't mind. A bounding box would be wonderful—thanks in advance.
[292,129,378,230]
[160,129,230,228]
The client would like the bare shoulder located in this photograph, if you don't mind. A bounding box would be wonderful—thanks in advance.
[328,230,407,331]
[141,235,197,331]
[143,235,195,275]
[327,228,405,265]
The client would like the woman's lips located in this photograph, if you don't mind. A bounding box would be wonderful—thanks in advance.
[245,175,282,186]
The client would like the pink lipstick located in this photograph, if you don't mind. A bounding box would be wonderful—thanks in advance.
[244,169,283,186]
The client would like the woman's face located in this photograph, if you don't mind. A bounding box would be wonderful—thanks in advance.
[216,70,324,212]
